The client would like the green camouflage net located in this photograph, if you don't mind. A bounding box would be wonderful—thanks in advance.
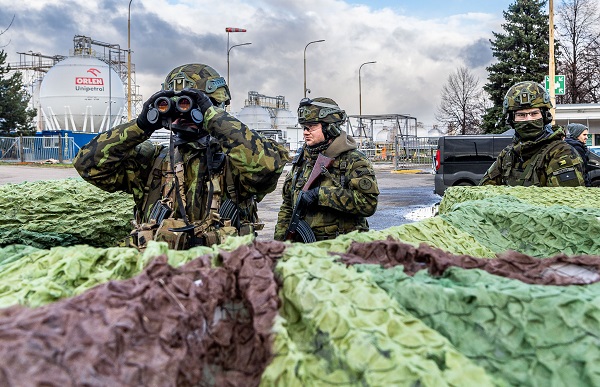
[262,243,497,386]
[0,236,252,308]
[439,185,600,214]
[2,181,600,385]
[360,264,600,386]
[0,178,134,248]
[441,196,600,257]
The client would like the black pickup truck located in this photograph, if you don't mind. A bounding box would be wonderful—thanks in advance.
[434,134,600,196]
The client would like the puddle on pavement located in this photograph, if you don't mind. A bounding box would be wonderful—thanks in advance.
[404,203,439,222]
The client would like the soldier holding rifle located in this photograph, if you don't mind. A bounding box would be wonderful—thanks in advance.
[274,97,379,242]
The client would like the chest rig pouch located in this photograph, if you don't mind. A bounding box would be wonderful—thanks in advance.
[502,141,566,186]
[130,137,262,251]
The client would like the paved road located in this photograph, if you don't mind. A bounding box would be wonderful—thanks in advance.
[0,163,441,240]
[0,165,80,185]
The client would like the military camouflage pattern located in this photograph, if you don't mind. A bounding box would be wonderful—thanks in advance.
[503,81,552,114]
[274,131,379,241]
[297,97,347,125]
[74,105,290,245]
[163,64,231,105]
[480,128,586,187]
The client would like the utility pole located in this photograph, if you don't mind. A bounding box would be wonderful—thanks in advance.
[549,0,556,124]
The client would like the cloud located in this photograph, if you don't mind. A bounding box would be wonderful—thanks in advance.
[0,0,504,126]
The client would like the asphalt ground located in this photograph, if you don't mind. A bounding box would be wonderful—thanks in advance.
[0,163,440,240]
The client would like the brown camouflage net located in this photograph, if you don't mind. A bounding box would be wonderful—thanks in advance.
[0,241,284,386]
[338,237,600,285]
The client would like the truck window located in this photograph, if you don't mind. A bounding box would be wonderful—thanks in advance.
[443,138,495,163]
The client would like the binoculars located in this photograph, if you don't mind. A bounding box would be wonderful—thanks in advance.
[146,93,204,126]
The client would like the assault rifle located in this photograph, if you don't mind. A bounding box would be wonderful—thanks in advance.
[285,153,334,242]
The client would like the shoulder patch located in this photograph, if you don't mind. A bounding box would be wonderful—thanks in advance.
[359,177,373,191]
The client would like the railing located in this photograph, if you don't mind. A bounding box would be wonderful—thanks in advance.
[356,136,438,171]
[0,136,80,163]
[0,134,439,170]
[394,136,438,170]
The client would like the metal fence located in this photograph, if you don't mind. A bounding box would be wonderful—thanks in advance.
[394,136,438,170]
[356,136,438,171]
[0,134,439,170]
[0,136,79,163]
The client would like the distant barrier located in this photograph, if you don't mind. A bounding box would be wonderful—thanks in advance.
[0,136,79,163]
[356,136,438,171]
[0,134,438,171]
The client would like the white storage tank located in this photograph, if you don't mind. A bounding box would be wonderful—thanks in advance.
[236,105,272,131]
[38,56,125,133]
[275,108,297,128]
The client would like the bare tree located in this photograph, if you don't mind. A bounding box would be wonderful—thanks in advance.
[435,66,486,135]
[556,0,600,103]
[0,15,15,48]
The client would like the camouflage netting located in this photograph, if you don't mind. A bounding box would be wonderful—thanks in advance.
[0,178,134,248]
[0,241,283,386]
[263,242,497,386]
[439,185,600,214]
[0,235,253,309]
[336,238,600,386]
[3,180,600,385]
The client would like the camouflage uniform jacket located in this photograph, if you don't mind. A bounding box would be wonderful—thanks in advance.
[274,131,379,241]
[74,106,290,229]
[480,128,585,187]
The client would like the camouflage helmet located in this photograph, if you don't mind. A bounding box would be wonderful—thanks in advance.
[163,64,231,105]
[297,97,347,125]
[503,81,552,114]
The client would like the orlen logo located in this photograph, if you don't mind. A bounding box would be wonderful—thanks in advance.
[75,68,104,85]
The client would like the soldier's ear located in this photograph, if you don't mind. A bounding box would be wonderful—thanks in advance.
[323,123,341,139]
[543,110,553,125]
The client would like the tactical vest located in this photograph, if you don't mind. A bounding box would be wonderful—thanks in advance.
[501,140,580,186]
[291,149,369,240]
[129,145,263,251]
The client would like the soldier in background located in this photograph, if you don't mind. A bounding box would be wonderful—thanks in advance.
[480,81,585,187]
[74,63,290,250]
[274,97,379,242]
[565,123,591,187]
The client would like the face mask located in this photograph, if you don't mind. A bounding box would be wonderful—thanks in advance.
[514,118,544,141]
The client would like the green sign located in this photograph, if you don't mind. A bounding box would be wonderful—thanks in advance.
[544,75,565,95]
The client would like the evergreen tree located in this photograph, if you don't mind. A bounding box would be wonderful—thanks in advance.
[0,49,36,136]
[482,0,550,133]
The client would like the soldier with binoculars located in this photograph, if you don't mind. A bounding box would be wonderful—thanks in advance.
[74,63,290,250]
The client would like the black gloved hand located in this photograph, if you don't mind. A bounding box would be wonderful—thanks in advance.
[300,187,320,208]
[179,88,213,115]
[137,89,175,134]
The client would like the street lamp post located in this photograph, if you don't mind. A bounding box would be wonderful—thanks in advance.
[127,0,133,121]
[358,61,376,138]
[303,40,325,97]
[225,27,247,81]
[359,61,376,117]
[227,42,252,88]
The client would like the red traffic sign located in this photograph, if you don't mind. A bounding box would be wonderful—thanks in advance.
[225,27,247,32]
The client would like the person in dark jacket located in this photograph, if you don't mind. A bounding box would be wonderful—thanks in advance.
[565,123,590,186]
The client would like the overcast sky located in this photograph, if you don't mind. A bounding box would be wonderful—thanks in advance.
[0,0,517,127]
